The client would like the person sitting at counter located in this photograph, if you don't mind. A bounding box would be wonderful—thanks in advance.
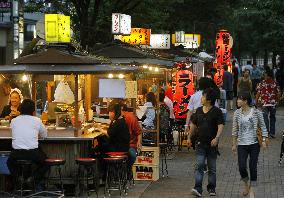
[7,99,48,190]
[101,103,130,152]
[141,92,156,129]
[0,88,23,120]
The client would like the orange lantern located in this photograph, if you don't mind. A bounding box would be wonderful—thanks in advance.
[172,62,194,119]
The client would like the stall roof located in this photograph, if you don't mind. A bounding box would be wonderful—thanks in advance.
[14,47,109,65]
[0,64,137,74]
[94,41,175,68]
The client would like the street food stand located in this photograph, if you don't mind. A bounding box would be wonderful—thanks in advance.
[0,46,138,190]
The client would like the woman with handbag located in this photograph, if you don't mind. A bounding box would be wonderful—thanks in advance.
[232,91,268,198]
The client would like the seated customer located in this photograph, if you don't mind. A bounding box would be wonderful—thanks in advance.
[101,103,130,152]
[7,99,48,189]
[121,103,142,167]
[141,92,156,129]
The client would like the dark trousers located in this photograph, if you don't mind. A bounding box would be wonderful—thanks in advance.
[262,106,276,136]
[237,143,260,182]
[7,148,48,184]
[194,143,218,193]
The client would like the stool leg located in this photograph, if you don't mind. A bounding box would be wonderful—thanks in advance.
[57,165,64,193]
[92,166,98,198]
[86,166,90,197]
[46,167,51,190]
[161,150,164,177]
[104,164,109,197]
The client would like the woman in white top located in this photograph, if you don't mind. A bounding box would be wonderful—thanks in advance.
[232,92,268,198]
[141,92,156,129]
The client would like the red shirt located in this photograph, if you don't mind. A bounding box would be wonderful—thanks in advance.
[256,79,280,106]
[123,112,142,149]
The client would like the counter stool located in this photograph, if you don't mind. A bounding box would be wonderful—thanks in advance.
[104,157,127,197]
[45,158,66,193]
[15,160,36,197]
[75,158,98,197]
[106,153,129,194]
[159,143,168,177]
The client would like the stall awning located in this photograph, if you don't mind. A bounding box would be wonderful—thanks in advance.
[0,64,137,74]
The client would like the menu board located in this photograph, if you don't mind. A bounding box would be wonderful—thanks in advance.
[99,79,125,98]
[149,34,170,49]
[125,81,137,98]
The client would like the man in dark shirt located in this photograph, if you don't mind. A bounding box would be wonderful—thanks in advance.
[188,88,225,197]
[222,64,234,110]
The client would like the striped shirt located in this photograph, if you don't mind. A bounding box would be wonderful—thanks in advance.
[232,107,268,145]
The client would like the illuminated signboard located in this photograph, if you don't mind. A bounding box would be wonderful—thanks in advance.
[45,14,71,43]
[149,34,170,49]
[114,28,151,45]
[112,13,131,35]
[172,33,201,48]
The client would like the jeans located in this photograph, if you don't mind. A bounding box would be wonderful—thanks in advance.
[262,106,276,136]
[194,143,217,193]
[237,143,260,184]
[128,148,137,168]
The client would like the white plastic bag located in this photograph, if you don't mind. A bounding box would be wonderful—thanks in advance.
[54,81,75,104]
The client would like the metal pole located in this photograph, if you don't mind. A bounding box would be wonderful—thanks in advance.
[74,74,79,137]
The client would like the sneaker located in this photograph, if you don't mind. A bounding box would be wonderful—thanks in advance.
[208,189,216,196]
[191,188,202,197]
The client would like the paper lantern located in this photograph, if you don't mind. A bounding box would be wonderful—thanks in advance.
[45,14,70,43]
[215,30,233,71]
[172,62,194,119]
[149,34,170,49]
[114,28,151,45]
[172,33,201,48]
[112,13,131,35]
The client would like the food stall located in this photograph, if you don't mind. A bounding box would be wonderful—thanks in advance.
[0,46,138,189]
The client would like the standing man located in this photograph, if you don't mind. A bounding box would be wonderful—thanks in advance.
[222,64,234,110]
[188,88,224,197]
[256,69,280,138]
[121,104,142,167]
[251,63,262,96]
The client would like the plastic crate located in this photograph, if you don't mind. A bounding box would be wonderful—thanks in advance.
[0,151,10,175]
[135,146,159,165]
[132,165,159,181]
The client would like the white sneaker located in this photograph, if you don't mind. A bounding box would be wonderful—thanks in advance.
[191,188,202,197]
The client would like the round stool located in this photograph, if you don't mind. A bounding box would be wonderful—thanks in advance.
[159,143,168,177]
[104,157,127,197]
[45,158,66,193]
[15,160,36,197]
[75,158,98,197]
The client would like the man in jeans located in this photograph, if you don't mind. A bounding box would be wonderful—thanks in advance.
[256,69,280,138]
[188,88,224,197]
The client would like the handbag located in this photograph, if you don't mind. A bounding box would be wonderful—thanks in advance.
[257,127,269,147]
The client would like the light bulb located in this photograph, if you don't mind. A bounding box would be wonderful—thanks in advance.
[108,73,114,78]
[154,67,159,72]
[22,75,28,81]
[149,67,153,71]
[118,74,124,79]
[143,65,148,69]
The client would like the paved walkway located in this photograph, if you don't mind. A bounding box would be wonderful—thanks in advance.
[96,107,284,198]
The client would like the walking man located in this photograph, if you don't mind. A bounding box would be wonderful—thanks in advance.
[188,88,225,197]
[251,63,262,96]
[256,69,280,138]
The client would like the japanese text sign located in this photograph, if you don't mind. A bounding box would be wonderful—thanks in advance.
[114,28,151,45]
[112,13,131,35]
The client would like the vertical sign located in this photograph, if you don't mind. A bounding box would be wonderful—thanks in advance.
[114,28,151,45]
[112,13,131,35]
[175,31,185,43]
[172,62,194,119]
[149,34,170,49]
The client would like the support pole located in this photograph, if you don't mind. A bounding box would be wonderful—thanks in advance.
[74,74,79,137]
[84,74,92,121]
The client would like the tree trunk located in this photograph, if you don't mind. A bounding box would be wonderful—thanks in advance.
[264,49,268,68]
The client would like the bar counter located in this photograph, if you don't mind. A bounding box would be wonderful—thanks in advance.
[0,127,103,181]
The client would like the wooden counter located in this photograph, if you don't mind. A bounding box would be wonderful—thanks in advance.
[0,127,104,181]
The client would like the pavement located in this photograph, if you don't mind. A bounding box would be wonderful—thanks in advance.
[97,107,284,198]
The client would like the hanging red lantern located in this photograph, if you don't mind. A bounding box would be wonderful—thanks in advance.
[215,30,233,86]
[172,62,194,119]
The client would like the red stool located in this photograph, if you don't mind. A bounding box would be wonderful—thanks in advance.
[45,158,66,193]
[75,158,98,197]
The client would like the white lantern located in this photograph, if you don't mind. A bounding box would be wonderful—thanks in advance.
[112,13,131,35]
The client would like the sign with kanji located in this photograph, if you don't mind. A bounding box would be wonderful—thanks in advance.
[0,0,11,13]
[149,34,170,49]
[172,33,201,49]
[114,28,151,45]
[112,13,131,35]
[172,62,194,119]
[45,14,70,43]
[215,30,233,71]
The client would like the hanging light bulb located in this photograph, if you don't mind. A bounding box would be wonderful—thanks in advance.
[149,67,153,71]
[143,65,148,69]
[108,73,114,78]
[154,67,159,72]
[22,74,28,81]
[118,74,124,79]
